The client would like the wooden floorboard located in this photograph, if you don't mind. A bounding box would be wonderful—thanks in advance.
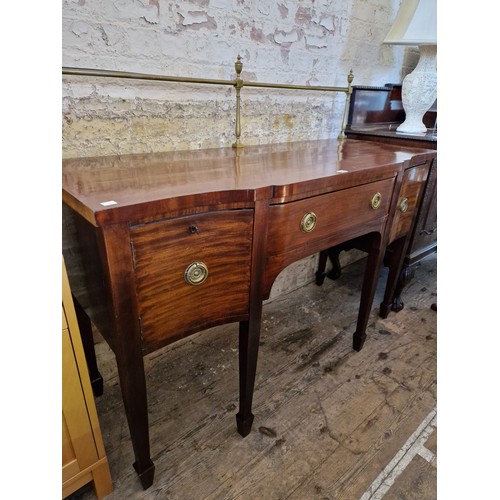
[69,253,437,500]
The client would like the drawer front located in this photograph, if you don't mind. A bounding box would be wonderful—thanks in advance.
[389,163,430,243]
[410,158,437,254]
[130,210,253,350]
[266,178,395,259]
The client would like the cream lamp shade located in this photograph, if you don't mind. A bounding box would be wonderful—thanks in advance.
[383,0,437,134]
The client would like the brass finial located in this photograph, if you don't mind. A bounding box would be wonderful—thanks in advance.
[235,55,243,78]
[338,70,354,141]
[232,55,244,149]
[347,69,354,86]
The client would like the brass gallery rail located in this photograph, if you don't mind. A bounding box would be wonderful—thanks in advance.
[62,55,354,148]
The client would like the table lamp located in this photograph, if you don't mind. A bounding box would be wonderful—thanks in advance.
[383,0,437,134]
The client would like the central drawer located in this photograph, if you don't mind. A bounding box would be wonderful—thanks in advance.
[267,177,395,258]
[130,210,253,351]
[263,177,395,297]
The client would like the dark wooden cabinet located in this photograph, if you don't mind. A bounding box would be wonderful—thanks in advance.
[342,84,437,314]
[62,139,435,490]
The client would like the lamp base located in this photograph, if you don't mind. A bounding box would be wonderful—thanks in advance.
[397,44,437,135]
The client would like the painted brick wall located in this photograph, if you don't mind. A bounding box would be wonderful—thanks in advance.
[62,0,417,157]
[62,0,418,298]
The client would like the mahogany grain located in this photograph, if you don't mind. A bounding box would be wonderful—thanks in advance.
[388,163,430,243]
[264,178,395,299]
[62,138,436,489]
[130,210,253,353]
[62,139,431,226]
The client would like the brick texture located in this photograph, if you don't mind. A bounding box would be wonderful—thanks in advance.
[62,0,418,158]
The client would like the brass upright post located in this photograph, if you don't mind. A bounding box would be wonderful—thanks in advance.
[338,70,354,141]
[63,61,353,150]
[232,55,244,149]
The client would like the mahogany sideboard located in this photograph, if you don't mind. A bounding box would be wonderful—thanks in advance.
[62,138,435,489]
[334,84,437,315]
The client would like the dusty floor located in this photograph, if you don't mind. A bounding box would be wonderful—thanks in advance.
[70,252,437,500]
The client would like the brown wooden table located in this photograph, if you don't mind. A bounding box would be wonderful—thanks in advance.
[62,138,435,489]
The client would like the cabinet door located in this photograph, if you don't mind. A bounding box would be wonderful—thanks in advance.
[130,209,253,351]
[409,158,437,254]
[62,316,98,483]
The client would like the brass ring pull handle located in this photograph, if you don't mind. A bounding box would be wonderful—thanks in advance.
[370,192,382,210]
[184,261,208,285]
[300,211,317,233]
[399,197,409,213]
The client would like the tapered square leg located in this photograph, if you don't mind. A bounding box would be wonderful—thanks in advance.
[379,236,410,319]
[353,331,367,352]
[133,459,155,490]
[236,320,260,437]
[353,234,384,351]
[236,411,254,437]
[73,296,104,397]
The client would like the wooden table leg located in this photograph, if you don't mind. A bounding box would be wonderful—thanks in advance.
[315,246,346,285]
[315,250,329,285]
[114,345,155,489]
[316,237,373,288]
[353,233,385,351]
[325,246,343,281]
[73,296,104,397]
[99,224,155,489]
[390,262,415,314]
[236,320,260,437]
[236,199,268,438]
[379,236,410,319]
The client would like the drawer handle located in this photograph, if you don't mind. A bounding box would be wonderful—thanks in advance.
[300,211,317,233]
[399,197,409,213]
[184,261,208,286]
[370,192,382,210]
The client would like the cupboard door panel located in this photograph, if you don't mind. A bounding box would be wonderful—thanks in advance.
[62,411,80,483]
[62,327,99,474]
[131,210,253,350]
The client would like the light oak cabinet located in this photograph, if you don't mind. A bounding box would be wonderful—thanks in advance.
[62,258,113,499]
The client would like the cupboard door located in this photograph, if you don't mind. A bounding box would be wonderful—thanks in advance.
[62,256,113,499]
[62,320,98,482]
[409,158,437,254]
[130,210,253,351]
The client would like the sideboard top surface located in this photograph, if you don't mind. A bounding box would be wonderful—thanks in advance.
[62,138,435,226]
